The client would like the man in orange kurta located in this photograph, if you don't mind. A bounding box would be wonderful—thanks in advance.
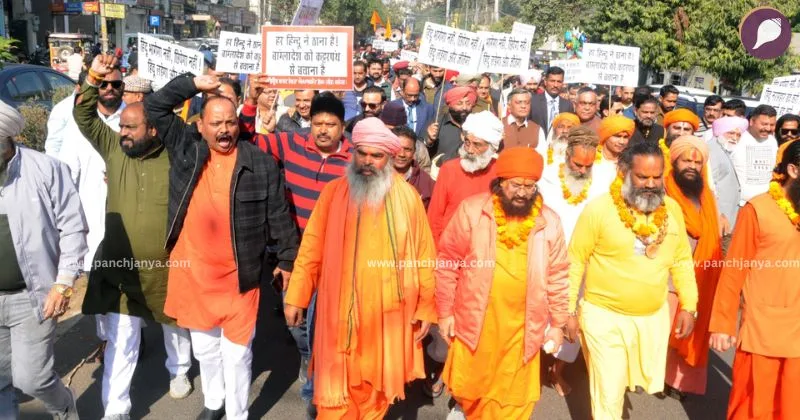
[284,117,437,419]
[662,136,723,399]
[709,140,800,420]
[436,147,569,419]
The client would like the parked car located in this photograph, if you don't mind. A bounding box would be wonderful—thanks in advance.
[0,64,76,110]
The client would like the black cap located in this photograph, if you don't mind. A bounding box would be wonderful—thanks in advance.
[310,92,345,122]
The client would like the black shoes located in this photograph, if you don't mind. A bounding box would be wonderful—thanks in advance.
[196,406,225,420]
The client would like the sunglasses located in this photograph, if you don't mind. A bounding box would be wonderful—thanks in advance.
[100,80,123,89]
[782,129,799,136]
[361,102,381,109]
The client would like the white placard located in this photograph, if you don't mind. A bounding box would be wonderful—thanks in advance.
[418,22,482,73]
[759,84,800,117]
[511,22,536,40]
[216,31,262,74]
[381,41,398,52]
[137,33,205,85]
[400,50,418,62]
[549,59,585,84]
[372,39,385,51]
[477,31,532,74]
[581,43,640,86]
[291,0,323,25]
[771,75,800,89]
[261,26,353,90]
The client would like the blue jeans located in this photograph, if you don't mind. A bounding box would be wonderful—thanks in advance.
[285,292,316,402]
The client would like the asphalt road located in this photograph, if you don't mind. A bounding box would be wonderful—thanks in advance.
[20,286,733,419]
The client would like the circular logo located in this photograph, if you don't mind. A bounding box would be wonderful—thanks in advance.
[740,7,791,59]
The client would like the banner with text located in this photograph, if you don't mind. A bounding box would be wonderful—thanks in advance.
[137,33,204,85]
[760,84,800,117]
[511,22,536,40]
[400,50,418,62]
[477,31,532,74]
[418,22,482,73]
[216,31,262,74]
[771,75,800,89]
[582,43,640,86]
[549,59,584,84]
[291,0,323,25]
[261,26,353,90]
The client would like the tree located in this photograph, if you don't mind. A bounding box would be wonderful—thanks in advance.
[320,0,384,36]
[516,0,593,49]
[0,38,20,69]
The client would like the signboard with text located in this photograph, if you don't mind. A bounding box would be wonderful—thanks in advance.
[477,31,532,74]
[217,31,262,74]
[417,22,482,73]
[137,33,204,86]
[760,84,800,117]
[549,59,584,84]
[581,43,640,86]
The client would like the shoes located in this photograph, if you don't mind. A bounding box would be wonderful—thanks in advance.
[54,389,80,420]
[169,374,193,399]
[446,405,466,420]
[299,357,310,384]
[306,403,318,420]
[196,406,225,420]
[101,415,131,420]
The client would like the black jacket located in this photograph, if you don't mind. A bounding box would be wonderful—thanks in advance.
[629,121,665,146]
[144,74,299,293]
[528,92,574,135]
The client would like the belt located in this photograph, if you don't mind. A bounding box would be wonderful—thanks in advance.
[0,288,25,296]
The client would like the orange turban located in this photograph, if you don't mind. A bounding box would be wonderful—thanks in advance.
[551,112,580,129]
[495,147,544,181]
[669,135,708,164]
[663,108,700,131]
[773,139,799,181]
[598,115,635,144]
[444,86,478,107]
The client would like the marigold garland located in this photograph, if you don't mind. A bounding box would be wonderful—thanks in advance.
[769,181,800,229]
[658,138,670,160]
[493,193,543,248]
[547,147,554,165]
[559,163,592,205]
[609,174,668,241]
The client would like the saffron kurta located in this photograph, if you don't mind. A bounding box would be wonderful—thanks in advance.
[443,233,541,419]
[285,173,437,413]
[164,148,259,345]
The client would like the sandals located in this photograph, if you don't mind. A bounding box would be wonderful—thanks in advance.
[423,376,445,398]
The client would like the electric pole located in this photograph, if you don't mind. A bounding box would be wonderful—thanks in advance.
[100,1,109,53]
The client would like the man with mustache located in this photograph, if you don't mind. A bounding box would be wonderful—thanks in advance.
[630,97,665,146]
[74,55,193,420]
[284,117,436,419]
[732,105,778,202]
[661,136,724,401]
[657,85,680,125]
[423,86,478,167]
[435,147,568,418]
[392,125,435,210]
[502,88,546,152]
[544,112,580,167]
[708,116,749,254]
[422,65,451,106]
[710,139,800,420]
[427,111,502,245]
[344,86,386,135]
[574,87,602,134]
[145,72,299,420]
[567,141,698,419]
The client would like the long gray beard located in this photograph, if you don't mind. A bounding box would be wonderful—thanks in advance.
[458,145,495,173]
[621,172,665,213]
[347,160,394,209]
[551,136,568,161]
[564,168,591,194]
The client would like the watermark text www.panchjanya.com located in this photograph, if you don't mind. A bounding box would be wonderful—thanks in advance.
[690,258,800,270]
[367,259,495,269]
[92,258,191,270]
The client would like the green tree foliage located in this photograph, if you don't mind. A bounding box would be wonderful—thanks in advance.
[0,38,20,69]
[17,100,49,152]
[516,0,592,47]
[320,0,384,36]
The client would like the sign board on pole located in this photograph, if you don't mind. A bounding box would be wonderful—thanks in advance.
[549,59,584,84]
[261,25,353,90]
[417,22,482,73]
[400,50,418,62]
[476,31,532,74]
[380,41,398,52]
[216,31,262,74]
[372,39,385,50]
[760,84,800,117]
[102,3,126,19]
[771,75,800,89]
[511,22,536,40]
[149,15,161,27]
[137,33,205,86]
[291,0,323,25]
[82,1,99,14]
[581,43,640,86]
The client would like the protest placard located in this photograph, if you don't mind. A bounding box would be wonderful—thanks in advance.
[418,22,482,73]
[261,26,353,90]
[216,31,262,74]
[549,59,585,84]
[400,50,418,62]
[760,84,800,117]
[137,33,205,86]
[511,22,536,40]
[771,75,800,89]
[477,31,532,74]
[291,0,323,25]
[581,43,640,86]
[381,41,399,52]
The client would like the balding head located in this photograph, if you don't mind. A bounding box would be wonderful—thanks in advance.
[402,77,421,105]
[198,96,239,153]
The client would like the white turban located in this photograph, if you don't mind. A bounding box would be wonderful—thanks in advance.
[519,69,542,85]
[462,111,503,148]
[0,99,24,139]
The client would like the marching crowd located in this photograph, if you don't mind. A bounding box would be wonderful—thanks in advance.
[0,41,798,420]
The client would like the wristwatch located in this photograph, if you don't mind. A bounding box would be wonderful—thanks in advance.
[54,285,74,298]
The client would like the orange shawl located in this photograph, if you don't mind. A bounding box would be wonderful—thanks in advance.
[313,174,435,407]
[665,166,723,367]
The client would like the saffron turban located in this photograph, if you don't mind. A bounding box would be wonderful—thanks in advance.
[663,108,700,131]
[551,112,580,129]
[462,111,503,148]
[496,146,544,181]
[712,116,749,137]
[444,69,460,82]
[0,99,24,139]
[444,86,478,107]
[670,135,709,164]
[598,115,635,143]
[352,117,402,155]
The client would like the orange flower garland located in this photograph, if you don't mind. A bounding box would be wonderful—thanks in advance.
[769,180,800,230]
[493,193,543,248]
[609,174,668,240]
[559,163,591,205]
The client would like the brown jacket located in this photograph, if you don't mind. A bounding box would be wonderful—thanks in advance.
[502,118,541,150]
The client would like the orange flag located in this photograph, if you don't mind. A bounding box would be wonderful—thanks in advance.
[370,11,382,31]
[384,17,392,39]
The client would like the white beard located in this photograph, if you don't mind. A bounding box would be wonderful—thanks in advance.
[347,160,394,209]
[621,172,664,213]
[564,169,591,194]
[458,145,495,173]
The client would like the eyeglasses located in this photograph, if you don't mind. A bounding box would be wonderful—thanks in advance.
[100,80,123,89]
[362,102,381,109]
[504,181,538,194]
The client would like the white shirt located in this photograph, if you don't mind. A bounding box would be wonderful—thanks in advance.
[505,114,548,158]
[44,92,76,157]
[731,131,778,203]
[67,54,84,80]
[56,105,124,271]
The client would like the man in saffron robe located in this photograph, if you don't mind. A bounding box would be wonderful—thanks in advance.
[709,140,800,420]
[436,147,569,419]
[661,135,723,400]
[284,117,437,419]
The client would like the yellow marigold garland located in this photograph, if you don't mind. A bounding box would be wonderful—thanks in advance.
[547,147,554,165]
[493,193,543,248]
[559,163,592,205]
[769,181,800,229]
[658,137,670,159]
[609,174,668,240]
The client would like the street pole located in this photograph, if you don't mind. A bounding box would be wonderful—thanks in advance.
[100,1,109,53]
